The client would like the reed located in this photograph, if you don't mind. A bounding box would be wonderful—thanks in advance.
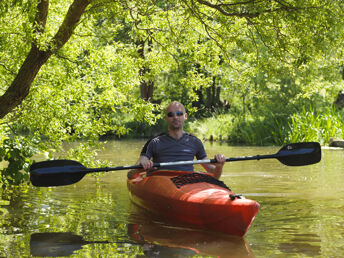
[188,106,344,145]
[287,106,344,145]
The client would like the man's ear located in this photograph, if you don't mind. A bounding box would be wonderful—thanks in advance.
[184,113,188,120]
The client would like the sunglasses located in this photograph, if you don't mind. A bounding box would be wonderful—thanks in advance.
[167,111,184,117]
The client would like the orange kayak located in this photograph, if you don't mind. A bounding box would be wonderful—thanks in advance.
[127,170,260,237]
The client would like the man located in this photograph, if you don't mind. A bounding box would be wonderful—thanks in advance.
[129,101,226,179]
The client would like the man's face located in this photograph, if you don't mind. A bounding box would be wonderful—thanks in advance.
[165,104,187,130]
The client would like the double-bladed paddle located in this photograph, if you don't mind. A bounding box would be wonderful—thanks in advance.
[30,142,321,187]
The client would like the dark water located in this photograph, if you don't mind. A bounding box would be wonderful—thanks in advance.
[1,140,344,257]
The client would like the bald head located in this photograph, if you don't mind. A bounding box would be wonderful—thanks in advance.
[165,101,186,115]
[164,101,187,132]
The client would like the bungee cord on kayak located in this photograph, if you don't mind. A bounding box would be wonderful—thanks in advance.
[170,172,231,190]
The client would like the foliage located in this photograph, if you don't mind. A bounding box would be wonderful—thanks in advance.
[187,113,234,141]
[0,1,159,185]
[288,106,344,145]
[0,138,35,185]
[188,104,344,147]
[187,111,289,145]
[1,0,344,185]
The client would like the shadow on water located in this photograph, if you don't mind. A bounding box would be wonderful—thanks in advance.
[30,204,254,257]
[30,232,112,257]
[277,233,321,256]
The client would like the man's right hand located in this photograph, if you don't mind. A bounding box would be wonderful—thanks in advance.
[138,155,154,170]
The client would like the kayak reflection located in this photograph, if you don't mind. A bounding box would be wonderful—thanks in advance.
[30,206,254,257]
[128,204,255,258]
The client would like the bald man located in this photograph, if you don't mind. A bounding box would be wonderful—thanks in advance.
[131,101,225,179]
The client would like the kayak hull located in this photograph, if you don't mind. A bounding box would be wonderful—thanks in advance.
[127,170,259,237]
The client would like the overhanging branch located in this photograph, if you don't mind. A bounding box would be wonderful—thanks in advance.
[196,0,261,18]
[0,0,91,119]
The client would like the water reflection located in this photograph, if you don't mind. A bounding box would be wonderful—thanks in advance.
[30,204,254,257]
[30,232,110,257]
[3,142,344,257]
[127,204,254,258]
[279,242,320,256]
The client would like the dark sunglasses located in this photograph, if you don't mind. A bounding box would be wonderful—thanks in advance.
[167,111,184,117]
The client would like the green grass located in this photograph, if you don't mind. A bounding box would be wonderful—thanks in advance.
[287,106,344,145]
[187,114,234,142]
[187,112,289,145]
[187,106,344,146]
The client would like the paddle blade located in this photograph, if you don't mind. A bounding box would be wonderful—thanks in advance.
[30,160,87,187]
[276,142,321,166]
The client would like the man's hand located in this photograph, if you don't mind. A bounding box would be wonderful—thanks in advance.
[201,154,226,179]
[127,155,154,180]
[214,154,226,164]
[138,155,154,170]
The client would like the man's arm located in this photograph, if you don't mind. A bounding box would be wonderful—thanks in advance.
[201,154,226,179]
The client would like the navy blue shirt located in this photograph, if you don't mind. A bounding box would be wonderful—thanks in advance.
[141,133,207,171]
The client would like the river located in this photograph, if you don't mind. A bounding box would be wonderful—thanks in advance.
[1,140,344,257]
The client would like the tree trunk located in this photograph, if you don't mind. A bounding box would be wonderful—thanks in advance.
[205,76,220,110]
[0,46,52,118]
[194,87,204,108]
[138,37,154,102]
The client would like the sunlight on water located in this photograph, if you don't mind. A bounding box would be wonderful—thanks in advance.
[1,140,344,257]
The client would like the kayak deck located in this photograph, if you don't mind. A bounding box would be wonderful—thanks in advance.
[127,170,259,237]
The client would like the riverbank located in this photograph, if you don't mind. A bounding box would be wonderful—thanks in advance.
[114,107,344,147]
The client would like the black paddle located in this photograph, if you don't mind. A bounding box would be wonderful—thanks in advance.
[30,142,321,187]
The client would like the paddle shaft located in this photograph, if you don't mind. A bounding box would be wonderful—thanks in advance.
[36,153,305,175]
[29,142,321,187]
[158,154,279,168]
[144,151,306,169]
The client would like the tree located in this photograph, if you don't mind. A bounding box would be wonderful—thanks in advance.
[2,0,344,118]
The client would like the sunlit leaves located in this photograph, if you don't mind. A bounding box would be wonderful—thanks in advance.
[1,0,344,185]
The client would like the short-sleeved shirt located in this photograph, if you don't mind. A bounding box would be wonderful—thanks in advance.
[140,133,207,171]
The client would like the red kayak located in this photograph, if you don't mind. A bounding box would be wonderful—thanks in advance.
[127,170,260,237]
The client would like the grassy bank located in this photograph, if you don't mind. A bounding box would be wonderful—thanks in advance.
[186,107,344,146]
[186,113,288,145]
[121,106,344,146]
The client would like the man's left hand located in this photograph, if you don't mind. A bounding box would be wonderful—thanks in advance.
[214,154,226,165]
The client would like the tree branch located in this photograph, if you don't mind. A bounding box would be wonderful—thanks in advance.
[0,63,17,76]
[51,0,90,52]
[196,0,261,18]
[196,0,324,18]
[34,0,49,35]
